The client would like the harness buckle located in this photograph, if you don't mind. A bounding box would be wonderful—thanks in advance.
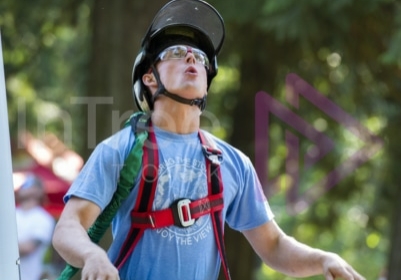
[202,145,223,165]
[176,199,195,227]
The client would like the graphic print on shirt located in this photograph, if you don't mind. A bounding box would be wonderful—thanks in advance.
[154,156,213,246]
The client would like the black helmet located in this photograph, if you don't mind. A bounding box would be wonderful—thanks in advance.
[132,0,225,112]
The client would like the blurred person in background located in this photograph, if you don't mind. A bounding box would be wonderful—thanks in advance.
[15,174,55,280]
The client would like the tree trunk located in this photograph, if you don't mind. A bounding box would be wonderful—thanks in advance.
[222,23,280,279]
[81,0,164,159]
[387,185,401,279]
[385,112,401,279]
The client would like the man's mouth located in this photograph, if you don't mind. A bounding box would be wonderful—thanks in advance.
[185,66,198,74]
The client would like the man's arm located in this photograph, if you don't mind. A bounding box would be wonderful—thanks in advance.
[243,220,365,280]
[52,196,119,279]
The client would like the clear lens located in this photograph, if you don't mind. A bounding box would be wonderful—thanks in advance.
[158,45,209,68]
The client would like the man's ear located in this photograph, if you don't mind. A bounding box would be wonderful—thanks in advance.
[142,72,157,87]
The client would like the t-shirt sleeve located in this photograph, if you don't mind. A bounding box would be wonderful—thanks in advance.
[64,128,133,211]
[225,155,274,231]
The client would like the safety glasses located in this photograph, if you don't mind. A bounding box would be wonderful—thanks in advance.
[157,45,210,69]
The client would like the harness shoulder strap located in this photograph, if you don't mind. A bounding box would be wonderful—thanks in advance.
[114,114,158,269]
[199,130,231,280]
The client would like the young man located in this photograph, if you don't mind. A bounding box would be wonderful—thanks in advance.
[52,1,365,279]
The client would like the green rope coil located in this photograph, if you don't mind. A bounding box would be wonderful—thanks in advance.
[57,113,147,280]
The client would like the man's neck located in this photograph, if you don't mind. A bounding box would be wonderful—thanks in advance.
[151,101,201,134]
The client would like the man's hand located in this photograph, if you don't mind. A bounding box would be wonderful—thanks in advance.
[322,252,365,280]
[53,197,120,280]
[243,221,366,279]
[81,251,120,280]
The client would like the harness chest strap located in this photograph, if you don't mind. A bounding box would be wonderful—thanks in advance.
[131,193,224,228]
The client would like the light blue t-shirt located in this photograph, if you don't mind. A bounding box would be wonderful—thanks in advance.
[65,125,274,280]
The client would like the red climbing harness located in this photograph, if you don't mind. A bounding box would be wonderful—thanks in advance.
[113,116,231,279]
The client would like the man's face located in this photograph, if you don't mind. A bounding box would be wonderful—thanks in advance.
[153,45,209,99]
[16,185,43,205]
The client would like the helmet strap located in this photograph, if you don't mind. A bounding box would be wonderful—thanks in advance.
[150,65,207,111]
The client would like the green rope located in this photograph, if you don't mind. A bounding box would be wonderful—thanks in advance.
[57,112,147,280]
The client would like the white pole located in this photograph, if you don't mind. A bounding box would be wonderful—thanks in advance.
[0,31,21,279]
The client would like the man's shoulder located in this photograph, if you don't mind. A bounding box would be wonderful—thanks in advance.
[104,126,132,141]
[199,129,249,160]
[100,126,134,149]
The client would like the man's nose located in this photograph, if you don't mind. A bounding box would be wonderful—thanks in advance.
[185,50,196,64]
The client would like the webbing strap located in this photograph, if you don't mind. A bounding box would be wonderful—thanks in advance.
[114,116,158,269]
[57,112,148,280]
[199,132,231,280]
[131,193,224,228]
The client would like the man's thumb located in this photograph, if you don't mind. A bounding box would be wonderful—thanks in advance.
[325,272,334,280]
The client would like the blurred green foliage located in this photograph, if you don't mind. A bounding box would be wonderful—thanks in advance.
[1,0,91,150]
